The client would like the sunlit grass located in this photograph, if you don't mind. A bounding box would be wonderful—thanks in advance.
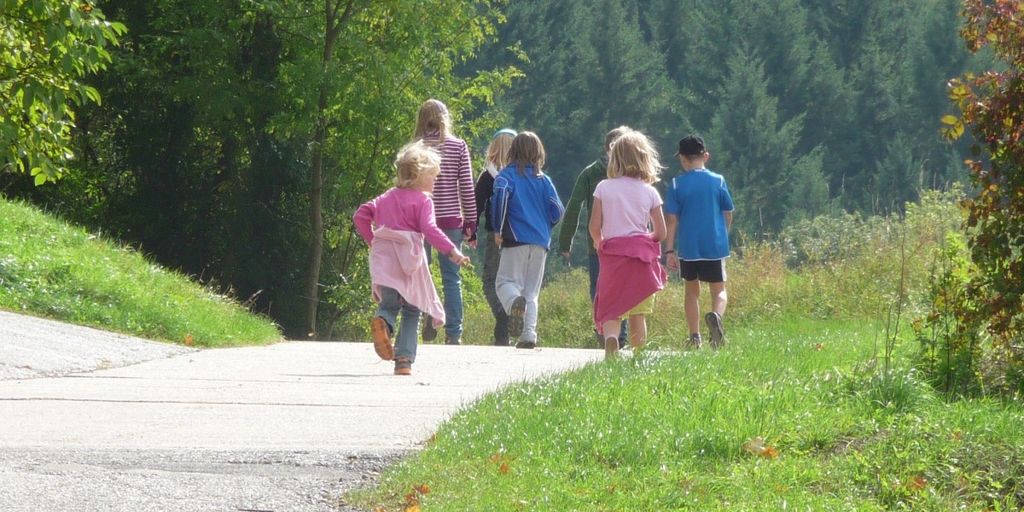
[352,319,1024,511]
[0,198,281,346]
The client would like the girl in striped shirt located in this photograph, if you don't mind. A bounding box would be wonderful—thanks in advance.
[413,99,476,345]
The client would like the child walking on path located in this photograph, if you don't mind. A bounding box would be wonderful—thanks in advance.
[491,132,565,349]
[353,141,471,375]
[471,128,517,346]
[413,99,477,345]
[663,135,734,349]
[588,130,668,358]
[558,126,632,348]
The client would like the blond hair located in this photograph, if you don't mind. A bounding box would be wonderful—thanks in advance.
[604,125,632,152]
[485,131,516,172]
[507,131,546,176]
[607,130,663,184]
[413,99,451,141]
[394,140,441,189]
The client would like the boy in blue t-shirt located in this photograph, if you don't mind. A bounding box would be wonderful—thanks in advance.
[663,135,734,349]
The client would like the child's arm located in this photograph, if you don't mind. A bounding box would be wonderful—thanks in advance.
[545,176,565,226]
[650,205,667,242]
[723,210,733,231]
[664,214,679,270]
[472,172,494,241]
[458,141,478,240]
[588,197,604,251]
[418,198,456,254]
[448,247,472,268]
[558,170,588,258]
[352,199,377,245]
[491,173,511,243]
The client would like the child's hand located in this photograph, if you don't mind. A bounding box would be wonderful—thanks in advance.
[666,256,680,270]
[449,249,472,268]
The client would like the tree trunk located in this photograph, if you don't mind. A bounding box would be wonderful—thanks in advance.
[304,0,355,338]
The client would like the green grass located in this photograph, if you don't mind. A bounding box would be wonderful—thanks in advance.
[352,319,1023,511]
[351,190,1024,509]
[0,198,281,346]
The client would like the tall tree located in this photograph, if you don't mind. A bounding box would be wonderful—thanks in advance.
[271,0,518,337]
[706,48,827,236]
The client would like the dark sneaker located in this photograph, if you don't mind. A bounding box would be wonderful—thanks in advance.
[494,339,511,346]
[445,335,461,345]
[514,339,537,350]
[684,333,702,350]
[508,296,527,339]
[422,316,437,342]
[705,312,726,349]
[370,317,394,360]
[394,357,412,376]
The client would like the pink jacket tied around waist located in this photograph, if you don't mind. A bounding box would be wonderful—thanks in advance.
[593,234,667,332]
[369,227,445,328]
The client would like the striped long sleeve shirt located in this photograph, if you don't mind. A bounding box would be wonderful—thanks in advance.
[425,133,476,231]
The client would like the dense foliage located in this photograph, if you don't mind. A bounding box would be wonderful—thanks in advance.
[0,0,124,183]
[918,0,1024,396]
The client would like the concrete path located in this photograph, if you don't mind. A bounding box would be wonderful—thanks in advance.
[0,312,603,511]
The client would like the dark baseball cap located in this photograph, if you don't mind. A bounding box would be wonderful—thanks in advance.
[675,135,706,156]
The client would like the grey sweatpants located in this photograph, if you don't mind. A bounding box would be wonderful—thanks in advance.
[495,244,547,343]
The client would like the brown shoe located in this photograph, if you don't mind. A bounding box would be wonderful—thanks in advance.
[370,317,394,360]
[421,316,437,342]
[394,357,412,376]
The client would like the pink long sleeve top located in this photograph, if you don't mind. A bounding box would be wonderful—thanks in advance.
[353,188,456,328]
[353,187,456,255]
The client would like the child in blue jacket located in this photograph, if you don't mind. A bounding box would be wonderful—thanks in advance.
[491,131,565,349]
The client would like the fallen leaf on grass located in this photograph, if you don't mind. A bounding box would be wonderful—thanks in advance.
[404,492,418,507]
[813,343,824,351]
[906,475,927,491]
[742,437,780,459]
[489,451,515,474]
[414,483,430,495]
[184,334,194,346]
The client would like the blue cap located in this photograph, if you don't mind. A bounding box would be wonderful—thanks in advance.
[492,128,517,139]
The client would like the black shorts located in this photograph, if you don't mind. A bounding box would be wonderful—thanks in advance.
[679,259,726,282]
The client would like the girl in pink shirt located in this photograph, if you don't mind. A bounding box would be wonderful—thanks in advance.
[353,141,471,375]
[588,130,668,358]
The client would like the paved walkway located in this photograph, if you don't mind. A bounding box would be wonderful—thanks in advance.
[0,311,603,511]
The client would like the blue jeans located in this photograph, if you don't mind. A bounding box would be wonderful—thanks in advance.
[376,286,420,362]
[588,253,627,345]
[425,228,464,340]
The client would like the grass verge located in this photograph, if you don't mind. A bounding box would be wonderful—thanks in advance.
[0,198,281,346]
[351,318,1023,511]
